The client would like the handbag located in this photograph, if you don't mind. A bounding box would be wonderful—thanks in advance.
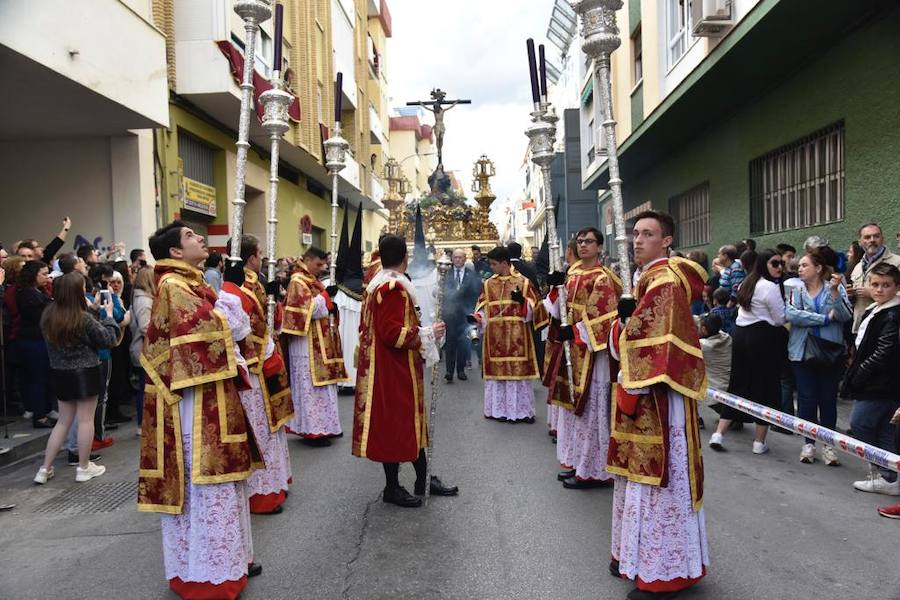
[797,288,845,368]
[803,333,845,368]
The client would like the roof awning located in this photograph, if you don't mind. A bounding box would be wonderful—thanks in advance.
[580,79,593,107]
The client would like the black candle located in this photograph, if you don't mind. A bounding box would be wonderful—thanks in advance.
[526,39,540,105]
[539,44,547,98]
[334,72,343,124]
[273,3,283,72]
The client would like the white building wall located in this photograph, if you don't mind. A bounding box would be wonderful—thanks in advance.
[0,135,157,257]
[0,0,169,127]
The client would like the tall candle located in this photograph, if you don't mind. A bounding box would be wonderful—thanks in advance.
[526,39,540,105]
[334,72,343,124]
[539,44,547,98]
[273,3,283,73]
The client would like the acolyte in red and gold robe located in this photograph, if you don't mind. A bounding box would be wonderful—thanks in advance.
[545,264,621,414]
[607,257,708,510]
[282,261,348,385]
[352,270,428,463]
[476,272,548,380]
[138,259,261,515]
[228,268,294,432]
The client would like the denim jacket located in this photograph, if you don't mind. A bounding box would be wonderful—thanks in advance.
[785,282,852,362]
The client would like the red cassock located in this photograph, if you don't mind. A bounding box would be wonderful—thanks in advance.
[352,274,427,463]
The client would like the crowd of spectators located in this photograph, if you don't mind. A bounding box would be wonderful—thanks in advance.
[1,218,153,482]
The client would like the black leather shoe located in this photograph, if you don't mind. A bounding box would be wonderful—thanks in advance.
[414,475,459,496]
[457,372,468,381]
[247,562,262,578]
[557,469,576,481]
[551,437,557,444]
[609,559,621,578]
[383,485,422,507]
[563,477,613,490]
[444,374,453,383]
[301,437,332,447]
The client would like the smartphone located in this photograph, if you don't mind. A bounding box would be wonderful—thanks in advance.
[99,289,112,304]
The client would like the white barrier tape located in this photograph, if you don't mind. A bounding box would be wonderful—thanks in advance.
[706,388,900,473]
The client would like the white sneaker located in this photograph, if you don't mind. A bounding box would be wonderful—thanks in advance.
[853,474,900,496]
[22,411,33,420]
[822,445,840,466]
[800,443,816,463]
[708,432,725,451]
[752,441,769,455]
[33,466,54,485]
[48,410,59,420]
[75,462,106,482]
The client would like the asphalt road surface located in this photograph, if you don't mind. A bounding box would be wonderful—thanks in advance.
[0,374,896,600]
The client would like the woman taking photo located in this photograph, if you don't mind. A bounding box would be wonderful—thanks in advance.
[710,249,787,454]
[786,247,852,465]
[33,272,119,484]
[16,261,54,429]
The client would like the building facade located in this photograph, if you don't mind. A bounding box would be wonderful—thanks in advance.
[583,0,900,256]
[0,0,169,255]
[153,0,392,258]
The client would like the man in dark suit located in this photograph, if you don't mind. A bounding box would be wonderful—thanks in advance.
[443,248,481,383]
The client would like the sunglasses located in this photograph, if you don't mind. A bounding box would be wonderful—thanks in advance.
[769,260,784,268]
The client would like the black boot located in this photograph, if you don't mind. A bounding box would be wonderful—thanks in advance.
[247,562,263,578]
[382,485,422,507]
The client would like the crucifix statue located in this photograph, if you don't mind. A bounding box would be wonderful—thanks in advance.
[407,88,472,170]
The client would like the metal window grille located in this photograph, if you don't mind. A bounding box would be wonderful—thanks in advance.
[749,121,845,236]
[177,130,215,186]
[669,182,710,248]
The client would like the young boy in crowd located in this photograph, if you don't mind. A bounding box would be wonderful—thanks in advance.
[699,313,733,431]
[709,287,737,335]
[840,263,900,496]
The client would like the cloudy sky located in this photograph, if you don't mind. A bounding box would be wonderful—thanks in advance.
[386,0,556,220]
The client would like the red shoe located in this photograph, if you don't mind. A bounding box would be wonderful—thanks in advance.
[92,437,115,450]
[877,504,900,519]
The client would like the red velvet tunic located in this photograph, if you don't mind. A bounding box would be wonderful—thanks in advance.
[351,274,427,463]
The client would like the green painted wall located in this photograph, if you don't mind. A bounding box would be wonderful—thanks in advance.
[620,7,900,256]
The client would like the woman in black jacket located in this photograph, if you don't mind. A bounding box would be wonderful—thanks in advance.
[15,261,54,428]
[841,262,900,495]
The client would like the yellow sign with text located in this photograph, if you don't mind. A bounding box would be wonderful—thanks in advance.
[183,177,217,217]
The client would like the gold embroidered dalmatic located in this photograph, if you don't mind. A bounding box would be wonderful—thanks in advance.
[235,269,294,432]
[138,260,261,515]
[607,257,708,510]
[476,272,549,380]
[282,262,348,385]
[545,264,621,413]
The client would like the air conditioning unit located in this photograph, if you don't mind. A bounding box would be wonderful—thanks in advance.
[692,0,734,38]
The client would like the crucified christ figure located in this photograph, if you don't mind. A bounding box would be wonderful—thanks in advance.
[407,88,472,168]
